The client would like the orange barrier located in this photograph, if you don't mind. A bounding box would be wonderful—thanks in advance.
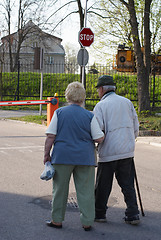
[47,94,59,127]
[0,95,59,127]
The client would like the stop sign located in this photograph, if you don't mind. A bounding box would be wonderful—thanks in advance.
[78,27,94,47]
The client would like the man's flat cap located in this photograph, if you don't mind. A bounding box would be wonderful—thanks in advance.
[95,75,116,88]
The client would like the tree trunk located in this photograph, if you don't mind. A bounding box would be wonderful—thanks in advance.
[128,0,150,112]
[77,0,84,29]
[142,0,152,111]
[136,62,150,112]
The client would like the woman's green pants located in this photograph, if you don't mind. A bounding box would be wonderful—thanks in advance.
[51,164,95,226]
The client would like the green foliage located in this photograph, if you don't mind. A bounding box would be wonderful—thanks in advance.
[137,110,152,117]
[1,71,161,111]
[137,110,161,131]
[89,0,161,60]
[139,115,161,131]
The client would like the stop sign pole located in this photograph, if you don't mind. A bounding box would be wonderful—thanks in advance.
[78,0,94,87]
[78,27,94,87]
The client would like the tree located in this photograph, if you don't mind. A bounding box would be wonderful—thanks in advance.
[45,0,86,81]
[0,0,44,71]
[125,0,151,112]
[44,0,85,31]
[1,0,158,111]
[44,0,160,111]
[150,1,161,54]
[88,0,160,112]
[64,43,79,73]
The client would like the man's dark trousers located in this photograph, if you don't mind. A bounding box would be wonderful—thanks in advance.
[95,157,139,218]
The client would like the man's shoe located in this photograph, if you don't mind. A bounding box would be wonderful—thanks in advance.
[124,215,140,225]
[95,215,107,222]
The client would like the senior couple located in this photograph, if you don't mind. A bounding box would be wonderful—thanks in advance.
[43,75,140,231]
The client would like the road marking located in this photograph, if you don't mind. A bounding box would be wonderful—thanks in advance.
[19,149,34,153]
[0,146,43,150]
[0,150,8,154]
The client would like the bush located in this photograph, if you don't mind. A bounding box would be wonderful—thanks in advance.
[1,70,161,110]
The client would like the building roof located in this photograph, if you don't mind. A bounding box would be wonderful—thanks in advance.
[1,20,63,43]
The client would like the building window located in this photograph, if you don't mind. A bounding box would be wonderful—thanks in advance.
[48,56,54,64]
[33,42,38,48]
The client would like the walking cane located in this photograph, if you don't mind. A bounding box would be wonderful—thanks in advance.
[133,159,145,216]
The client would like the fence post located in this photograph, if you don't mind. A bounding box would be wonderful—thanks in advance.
[14,60,20,101]
[0,64,2,101]
[47,94,59,127]
[39,70,43,115]
[152,70,156,108]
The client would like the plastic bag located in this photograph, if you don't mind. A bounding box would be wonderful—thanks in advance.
[40,161,55,181]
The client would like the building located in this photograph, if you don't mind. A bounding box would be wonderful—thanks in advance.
[0,20,65,73]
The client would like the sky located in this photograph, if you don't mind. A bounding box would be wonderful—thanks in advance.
[0,0,114,65]
[51,0,102,64]
[59,15,80,49]
[59,17,114,65]
[1,0,160,65]
[57,0,87,44]
[56,5,117,65]
[59,22,95,64]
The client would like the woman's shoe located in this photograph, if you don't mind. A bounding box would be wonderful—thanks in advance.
[46,220,62,228]
[83,225,92,231]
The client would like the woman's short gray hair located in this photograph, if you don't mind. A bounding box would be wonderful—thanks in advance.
[65,81,86,103]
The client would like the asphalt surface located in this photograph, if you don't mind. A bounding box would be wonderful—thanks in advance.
[0,109,47,118]
[0,109,160,148]
[0,110,161,240]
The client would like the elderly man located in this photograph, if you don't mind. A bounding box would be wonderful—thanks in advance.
[93,75,140,225]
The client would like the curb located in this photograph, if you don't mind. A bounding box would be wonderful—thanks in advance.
[139,130,161,137]
[136,140,161,148]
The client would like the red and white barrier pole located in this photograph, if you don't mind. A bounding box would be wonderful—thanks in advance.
[0,100,50,106]
[0,95,59,126]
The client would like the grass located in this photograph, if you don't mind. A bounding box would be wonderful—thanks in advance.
[138,115,161,131]
[9,115,47,125]
[8,112,161,132]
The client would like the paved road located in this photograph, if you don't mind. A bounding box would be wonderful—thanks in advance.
[0,109,47,118]
[0,119,161,240]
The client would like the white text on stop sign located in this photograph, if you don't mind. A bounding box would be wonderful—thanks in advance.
[80,34,94,41]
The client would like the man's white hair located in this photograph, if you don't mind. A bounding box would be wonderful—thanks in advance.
[102,85,116,92]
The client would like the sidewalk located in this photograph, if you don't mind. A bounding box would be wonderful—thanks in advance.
[0,109,161,148]
[0,109,46,118]
[137,136,161,148]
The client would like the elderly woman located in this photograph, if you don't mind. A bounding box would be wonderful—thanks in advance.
[44,81,104,231]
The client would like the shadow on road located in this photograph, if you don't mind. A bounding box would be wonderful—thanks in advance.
[0,191,161,240]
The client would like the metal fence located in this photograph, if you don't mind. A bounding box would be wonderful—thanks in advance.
[0,61,161,110]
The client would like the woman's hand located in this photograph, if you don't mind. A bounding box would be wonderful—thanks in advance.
[44,155,51,164]
[44,134,56,164]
